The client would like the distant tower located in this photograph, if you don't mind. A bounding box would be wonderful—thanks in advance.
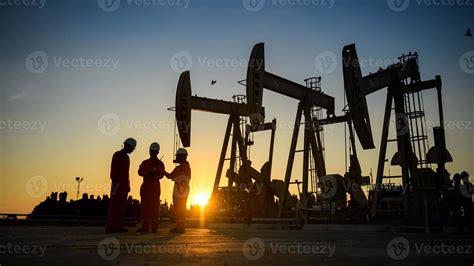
[75,177,84,200]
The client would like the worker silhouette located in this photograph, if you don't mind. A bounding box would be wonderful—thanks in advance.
[452,173,464,233]
[460,171,473,232]
[106,137,136,233]
[165,148,191,233]
[137,142,165,233]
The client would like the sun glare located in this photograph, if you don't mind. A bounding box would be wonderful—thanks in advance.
[193,192,210,206]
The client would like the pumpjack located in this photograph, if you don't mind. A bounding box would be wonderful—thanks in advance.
[246,43,370,221]
[175,71,284,218]
[342,44,452,224]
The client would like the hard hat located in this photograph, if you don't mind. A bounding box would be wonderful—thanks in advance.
[124,137,137,148]
[150,142,160,152]
[176,148,188,156]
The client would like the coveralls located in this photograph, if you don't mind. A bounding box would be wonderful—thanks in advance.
[106,149,130,230]
[170,162,191,232]
[138,157,165,231]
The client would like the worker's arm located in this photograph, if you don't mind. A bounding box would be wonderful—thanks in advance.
[110,152,120,182]
[138,161,146,177]
[157,162,166,180]
[164,166,179,180]
[164,171,172,180]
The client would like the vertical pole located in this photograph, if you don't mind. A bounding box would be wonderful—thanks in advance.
[234,118,248,164]
[268,119,276,179]
[212,117,233,193]
[393,89,411,218]
[278,104,303,217]
[371,91,393,218]
[435,76,447,180]
[314,126,326,176]
[302,106,310,210]
[228,118,238,187]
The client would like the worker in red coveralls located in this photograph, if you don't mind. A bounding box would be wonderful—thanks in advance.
[136,142,165,233]
[165,148,191,233]
[106,137,136,233]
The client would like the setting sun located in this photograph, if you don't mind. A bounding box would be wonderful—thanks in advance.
[192,192,210,206]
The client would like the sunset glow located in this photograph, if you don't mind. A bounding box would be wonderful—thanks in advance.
[192,192,210,206]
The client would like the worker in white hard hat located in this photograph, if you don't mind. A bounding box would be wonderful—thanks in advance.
[165,148,191,233]
[106,137,137,233]
[137,142,165,233]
